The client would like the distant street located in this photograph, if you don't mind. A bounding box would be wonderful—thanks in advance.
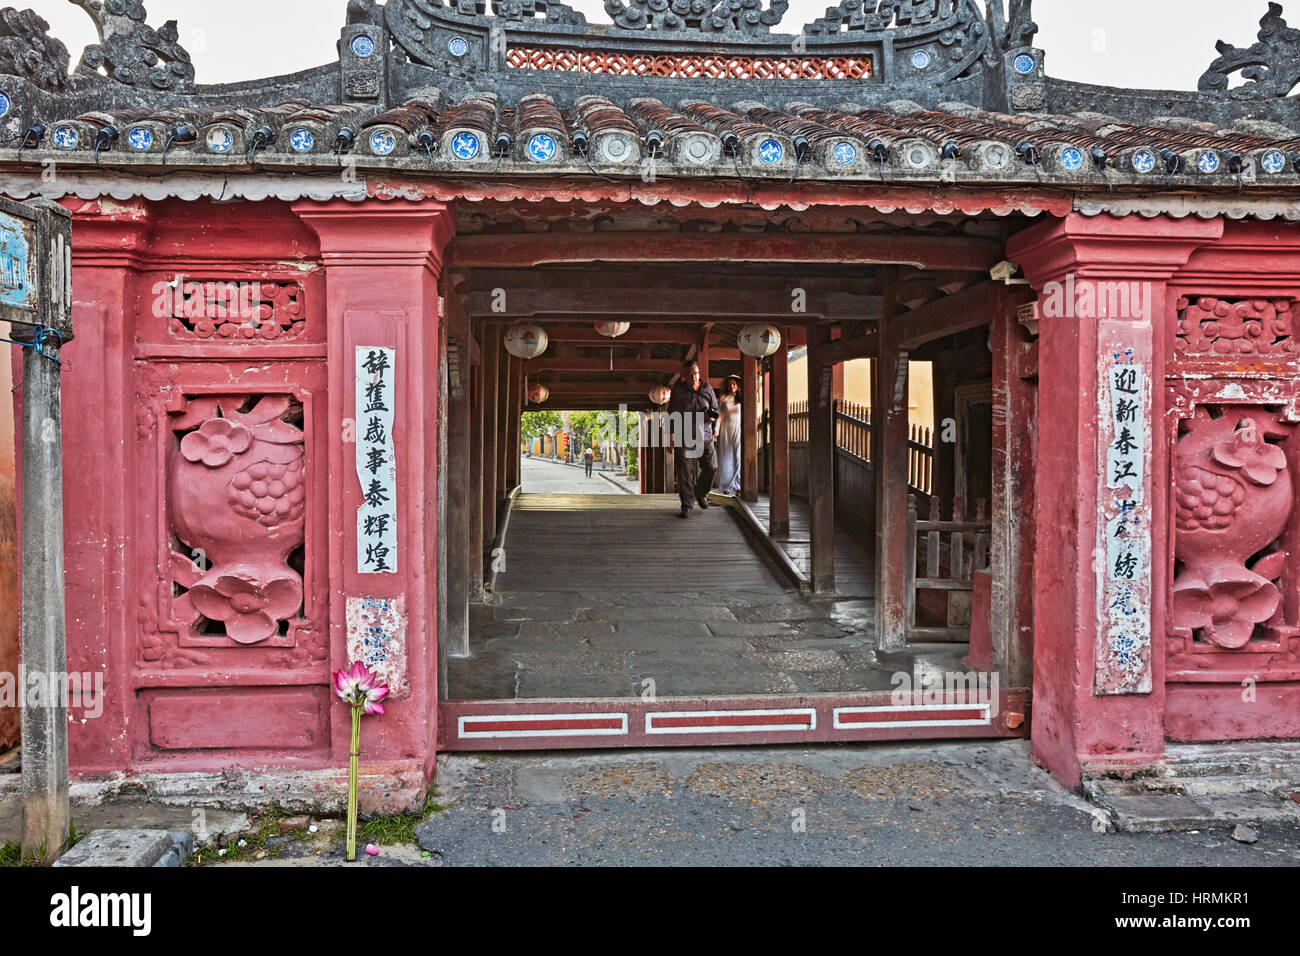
[521,455,626,495]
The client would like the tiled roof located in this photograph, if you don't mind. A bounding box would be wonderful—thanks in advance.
[17,92,1300,189]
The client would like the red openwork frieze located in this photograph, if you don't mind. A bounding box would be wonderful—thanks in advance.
[1175,296,1295,357]
[505,46,873,80]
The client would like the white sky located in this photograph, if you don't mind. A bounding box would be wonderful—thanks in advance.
[24,0,1269,90]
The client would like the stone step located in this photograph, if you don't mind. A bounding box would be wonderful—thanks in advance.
[1097,792,1300,833]
[1089,773,1296,799]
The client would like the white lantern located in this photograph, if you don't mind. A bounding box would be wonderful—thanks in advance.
[737,324,782,358]
[648,385,672,405]
[527,383,550,404]
[595,321,631,338]
[504,323,549,359]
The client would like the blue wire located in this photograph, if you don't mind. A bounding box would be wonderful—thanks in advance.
[0,326,63,364]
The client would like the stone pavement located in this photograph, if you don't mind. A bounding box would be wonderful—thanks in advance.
[3,741,1297,867]
[412,741,1300,867]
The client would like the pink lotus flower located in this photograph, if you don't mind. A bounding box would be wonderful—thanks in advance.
[332,660,389,715]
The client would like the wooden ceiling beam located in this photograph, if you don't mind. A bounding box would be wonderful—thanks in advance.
[450,233,1002,271]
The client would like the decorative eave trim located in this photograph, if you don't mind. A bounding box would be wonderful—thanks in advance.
[1076,195,1300,221]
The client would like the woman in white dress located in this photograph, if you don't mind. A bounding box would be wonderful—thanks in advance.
[715,376,743,494]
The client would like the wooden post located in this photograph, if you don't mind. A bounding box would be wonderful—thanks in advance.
[496,345,511,501]
[770,333,790,536]
[806,322,836,593]
[508,359,523,490]
[875,275,910,651]
[1,199,74,862]
[468,340,484,602]
[445,308,471,659]
[741,353,759,502]
[481,326,500,559]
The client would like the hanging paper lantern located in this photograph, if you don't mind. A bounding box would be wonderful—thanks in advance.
[527,383,550,404]
[737,323,782,358]
[594,320,631,338]
[648,385,672,405]
[503,323,549,359]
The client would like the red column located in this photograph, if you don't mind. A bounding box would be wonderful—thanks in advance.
[1009,213,1221,787]
[44,200,155,773]
[295,199,454,786]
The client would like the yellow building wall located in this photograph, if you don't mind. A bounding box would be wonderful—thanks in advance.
[786,353,934,435]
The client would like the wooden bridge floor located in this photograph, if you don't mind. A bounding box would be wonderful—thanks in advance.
[749,494,875,598]
[498,493,789,592]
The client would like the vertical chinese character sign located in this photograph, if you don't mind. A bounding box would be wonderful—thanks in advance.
[1096,350,1151,694]
[356,347,397,574]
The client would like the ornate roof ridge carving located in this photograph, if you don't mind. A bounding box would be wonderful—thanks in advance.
[1199,2,1300,99]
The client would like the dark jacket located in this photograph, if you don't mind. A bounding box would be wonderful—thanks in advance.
[668,379,719,442]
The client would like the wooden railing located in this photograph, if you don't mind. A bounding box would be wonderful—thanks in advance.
[904,496,991,642]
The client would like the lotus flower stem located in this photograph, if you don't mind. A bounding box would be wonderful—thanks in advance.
[346,704,361,862]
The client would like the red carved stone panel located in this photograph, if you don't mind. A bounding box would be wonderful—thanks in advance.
[134,370,329,675]
[1171,406,1294,650]
[134,269,325,349]
[162,278,309,342]
[1175,296,1295,357]
[170,394,305,645]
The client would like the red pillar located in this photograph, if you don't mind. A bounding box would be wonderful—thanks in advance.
[1009,213,1221,787]
[48,200,156,774]
[295,199,455,787]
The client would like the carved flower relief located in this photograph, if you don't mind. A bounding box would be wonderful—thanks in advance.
[180,418,253,468]
[1171,554,1287,650]
[168,395,307,646]
[187,574,302,645]
[1171,411,1294,650]
[1211,431,1288,485]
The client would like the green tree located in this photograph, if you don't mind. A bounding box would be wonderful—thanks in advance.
[520,410,562,441]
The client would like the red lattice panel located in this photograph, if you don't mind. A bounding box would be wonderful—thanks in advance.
[507,46,873,80]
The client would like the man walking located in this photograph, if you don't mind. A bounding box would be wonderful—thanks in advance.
[584,446,594,477]
[667,358,719,519]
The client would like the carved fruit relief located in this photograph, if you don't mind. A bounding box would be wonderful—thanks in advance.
[169,395,305,644]
[1171,407,1294,649]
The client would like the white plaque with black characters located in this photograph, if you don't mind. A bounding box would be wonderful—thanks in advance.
[356,346,397,574]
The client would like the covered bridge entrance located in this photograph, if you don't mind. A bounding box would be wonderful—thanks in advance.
[7,0,1300,798]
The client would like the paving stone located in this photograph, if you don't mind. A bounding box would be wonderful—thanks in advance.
[705,620,799,639]
[494,605,580,623]
[54,828,178,867]
[734,604,833,623]
[585,605,738,623]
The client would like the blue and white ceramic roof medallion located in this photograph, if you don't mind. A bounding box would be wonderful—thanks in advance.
[350,33,376,57]
[527,133,557,162]
[206,126,233,153]
[451,131,480,159]
[369,129,397,155]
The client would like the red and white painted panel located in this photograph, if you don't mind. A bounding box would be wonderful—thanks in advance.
[441,691,1027,751]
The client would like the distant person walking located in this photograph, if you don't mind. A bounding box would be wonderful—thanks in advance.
[667,358,719,518]
[584,447,594,477]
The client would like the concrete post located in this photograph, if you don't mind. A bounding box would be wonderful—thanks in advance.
[20,332,70,861]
